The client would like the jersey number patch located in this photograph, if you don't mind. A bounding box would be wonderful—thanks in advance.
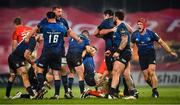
[49,34,59,43]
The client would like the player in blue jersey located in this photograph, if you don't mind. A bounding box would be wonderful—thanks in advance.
[131,18,178,98]
[102,11,134,99]
[7,35,41,99]
[93,9,114,72]
[66,30,94,97]
[26,11,81,99]
[95,10,137,99]
[26,6,80,99]
[82,46,97,87]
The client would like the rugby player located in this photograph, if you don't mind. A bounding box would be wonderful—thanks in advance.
[131,18,178,98]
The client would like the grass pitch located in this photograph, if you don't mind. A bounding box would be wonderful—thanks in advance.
[0,86,180,104]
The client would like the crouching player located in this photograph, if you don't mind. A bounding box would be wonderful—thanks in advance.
[7,35,41,99]
[81,59,109,98]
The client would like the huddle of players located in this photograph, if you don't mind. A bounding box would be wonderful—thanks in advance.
[91,9,177,99]
[6,6,99,100]
[6,6,178,100]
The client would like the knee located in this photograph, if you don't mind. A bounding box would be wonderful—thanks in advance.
[53,71,60,80]
[21,71,28,77]
[9,73,16,81]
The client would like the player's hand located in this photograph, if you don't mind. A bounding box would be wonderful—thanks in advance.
[96,77,104,87]
[113,52,119,58]
[24,37,29,43]
[105,50,111,56]
[111,27,117,32]
[170,51,178,58]
[95,34,103,38]
[77,38,83,44]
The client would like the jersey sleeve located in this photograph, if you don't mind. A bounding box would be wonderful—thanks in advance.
[37,18,47,32]
[12,31,18,40]
[152,32,160,42]
[97,20,107,30]
[131,32,136,43]
[63,19,69,30]
[27,38,36,53]
[85,39,90,46]
[118,25,129,37]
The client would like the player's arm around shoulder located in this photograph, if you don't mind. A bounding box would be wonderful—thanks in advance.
[25,26,39,43]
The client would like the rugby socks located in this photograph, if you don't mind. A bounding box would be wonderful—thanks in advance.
[61,75,68,93]
[123,77,129,96]
[37,73,45,90]
[28,67,38,90]
[79,80,85,94]
[152,88,157,93]
[146,79,152,87]
[54,80,61,95]
[108,78,112,89]
[26,86,34,96]
[68,77,74,90]
[21,94,30,98]
[109,87,117,95]
[6,81,13,97]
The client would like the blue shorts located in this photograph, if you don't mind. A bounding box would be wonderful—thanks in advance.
[8,54,25,73]
[113,49,132,68]
[139,52,156,70]
[37,52,61,70]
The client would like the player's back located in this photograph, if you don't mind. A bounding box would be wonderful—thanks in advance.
[13,26,32,43]
[113,22,130,50]
[83,54,95,73]
[12,37,36,58]
[41,22,67,54]
[67,34,89,54]
[98,18,114,50]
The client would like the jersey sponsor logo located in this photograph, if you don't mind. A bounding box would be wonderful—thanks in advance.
[120,28,126,34]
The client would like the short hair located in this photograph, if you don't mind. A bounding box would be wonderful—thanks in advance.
[13,17,21,25]
[81,30,89,35]
[104,9,114,16]
[52,6,62,11]
[115,10,125,20]
[137,18,147,27]
[92,46,98,51]
[46,11,56,19]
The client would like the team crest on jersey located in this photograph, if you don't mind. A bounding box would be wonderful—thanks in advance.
[146,37,151,41]
[135,38,139,42]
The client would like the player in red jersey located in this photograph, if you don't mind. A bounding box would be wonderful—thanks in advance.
[5,17,33,98]
[12,17,32,51]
